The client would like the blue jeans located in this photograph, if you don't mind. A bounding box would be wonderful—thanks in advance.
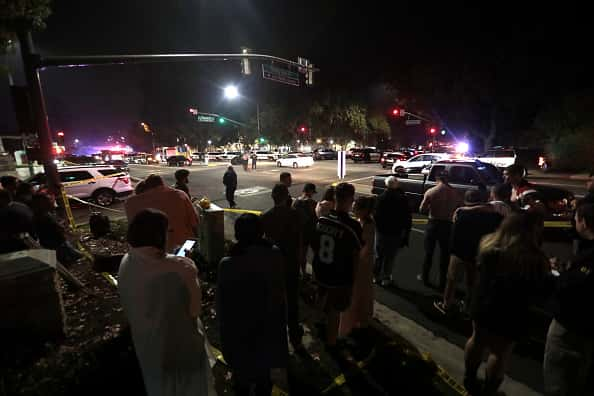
[374,233,401,281]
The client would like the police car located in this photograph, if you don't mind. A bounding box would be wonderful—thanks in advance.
[27,165,133,206]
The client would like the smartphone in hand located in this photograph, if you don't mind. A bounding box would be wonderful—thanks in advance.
[176,239,197,257]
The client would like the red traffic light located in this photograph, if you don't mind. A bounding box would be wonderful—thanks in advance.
[57,131,65,137]
[429,127,437,135]
[391,108,404,117]
[299,126,307,133]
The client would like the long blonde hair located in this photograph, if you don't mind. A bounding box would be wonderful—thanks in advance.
[479,212,548,279]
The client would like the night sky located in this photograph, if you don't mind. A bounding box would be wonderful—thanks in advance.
[0,1,591,148]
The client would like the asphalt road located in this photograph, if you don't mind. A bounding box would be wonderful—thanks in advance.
[71,159,584,394]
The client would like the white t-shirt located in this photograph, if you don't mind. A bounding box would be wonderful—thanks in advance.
[118,247,214,396]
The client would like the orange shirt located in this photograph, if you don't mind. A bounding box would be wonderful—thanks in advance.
[125,185,199,252]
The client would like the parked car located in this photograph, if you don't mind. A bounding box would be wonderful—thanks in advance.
[380,152,408,169]
[351,148,381,163]
[392,153,450,174]
[27,165,133,206]
[276,153,315,168]
[247,151,269,161]
[205,152,224,161]
[219,151,242,161]
[105,159,129,172]
[313,149,338,160]
[167,155,192,167]
[191,152,203,161]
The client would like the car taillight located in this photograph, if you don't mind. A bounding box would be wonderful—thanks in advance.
[380,158,385,163]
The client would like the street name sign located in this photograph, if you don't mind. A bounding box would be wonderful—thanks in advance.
[262,64,300,87]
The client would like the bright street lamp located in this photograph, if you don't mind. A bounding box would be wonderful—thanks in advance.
[207,140,212,145]
[224,84,261,136]
[223,85,239,100]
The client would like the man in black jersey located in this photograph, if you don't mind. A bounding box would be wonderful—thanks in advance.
[312,182,363,346]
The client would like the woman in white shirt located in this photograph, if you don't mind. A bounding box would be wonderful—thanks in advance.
[118,209,214,396]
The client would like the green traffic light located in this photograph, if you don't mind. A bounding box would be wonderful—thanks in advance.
[218,117,225,124]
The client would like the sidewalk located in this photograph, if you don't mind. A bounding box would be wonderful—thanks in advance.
[528,169,590,181]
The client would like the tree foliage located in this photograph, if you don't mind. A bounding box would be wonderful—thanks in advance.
[0,0,51,50]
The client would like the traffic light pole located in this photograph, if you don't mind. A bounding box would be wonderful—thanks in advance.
[17,30,62,200]
[19,46,315,202]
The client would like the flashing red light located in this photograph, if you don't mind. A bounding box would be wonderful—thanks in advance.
[57,131,65,137]
[299,126,307,132]
[392,108,401,116]
[429,127,437,135]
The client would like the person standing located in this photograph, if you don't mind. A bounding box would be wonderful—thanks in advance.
[293,183,318,276]
[374,176,412,286]
[261,184,304,350]
[339,196,375,337]
[503,163,532,206]
[312,182,362,348]
[251,152,258,170]
[125,175,199,252]
[217,214,288,395]
[418,171,462,289]
[242,152,249,172]
[118,209,214,396]
[543,204,594,396]
[489,183,512,217]
[315,186,335,218]
[173,169,191,198]
[279,172,293,206]
[435,190,503,315]
[464,212,553,396]
[223,166,238,208]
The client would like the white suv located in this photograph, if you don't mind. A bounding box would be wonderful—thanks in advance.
[27,165,134,206]
[392,153,451,174]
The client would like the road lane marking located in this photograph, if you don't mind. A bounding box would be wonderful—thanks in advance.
[235,186,271,197]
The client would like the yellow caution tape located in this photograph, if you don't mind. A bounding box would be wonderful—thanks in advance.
[60,186,77,231]
[101,272,118,287]
[543,220,572,228]
[209,344,227,366]
[223,208,263,215]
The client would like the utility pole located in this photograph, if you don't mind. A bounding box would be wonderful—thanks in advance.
[17,30,61,198]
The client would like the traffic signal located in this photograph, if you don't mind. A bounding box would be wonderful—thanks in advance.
[391,108,404,117]
[440,129,447,136]
[298,125,308,133]
[56,130,65,145]
[218,117,226,124]
[429,127,437,135]
[259,137,265,143]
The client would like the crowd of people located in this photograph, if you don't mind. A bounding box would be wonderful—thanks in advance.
[2,164,593,396]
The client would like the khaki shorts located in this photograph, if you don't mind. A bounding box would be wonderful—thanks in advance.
[318,284,352,313]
